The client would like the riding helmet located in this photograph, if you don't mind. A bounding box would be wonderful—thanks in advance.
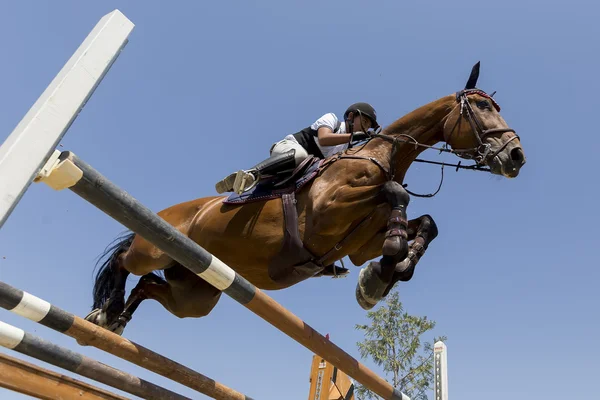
[344,102,379,129]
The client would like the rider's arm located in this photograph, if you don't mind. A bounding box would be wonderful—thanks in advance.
[312,113,352,146]
[317,127,352,146]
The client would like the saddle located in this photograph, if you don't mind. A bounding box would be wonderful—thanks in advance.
[222,156,349,282]
[223,155,322,205]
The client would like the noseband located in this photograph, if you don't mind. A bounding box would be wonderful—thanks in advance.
[449,89,520,165]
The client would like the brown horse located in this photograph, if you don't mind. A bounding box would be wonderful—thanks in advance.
[85,63,526,334]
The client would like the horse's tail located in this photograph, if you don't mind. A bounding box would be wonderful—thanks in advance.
[91,232,136,310]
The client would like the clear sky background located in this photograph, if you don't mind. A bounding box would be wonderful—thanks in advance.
[0,1,598,399]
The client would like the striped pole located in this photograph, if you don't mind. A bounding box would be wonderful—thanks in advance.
[0,320,189,400]
[0,352,128,400]
[0,281,252,400]
[44,151,410,400]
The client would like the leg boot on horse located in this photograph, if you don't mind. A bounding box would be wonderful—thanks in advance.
[348,212,440,306]
[381,214,439,298]
[355,181,411,310]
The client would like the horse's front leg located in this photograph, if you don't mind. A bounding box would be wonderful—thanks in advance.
[355,181,410,310]
[381,213,438,297]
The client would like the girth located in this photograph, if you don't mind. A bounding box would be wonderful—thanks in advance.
[267,192,323,285]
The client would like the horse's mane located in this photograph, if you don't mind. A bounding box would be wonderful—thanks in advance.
[382,94,456,137]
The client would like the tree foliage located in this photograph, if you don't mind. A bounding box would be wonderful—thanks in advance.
[355,290,446,399]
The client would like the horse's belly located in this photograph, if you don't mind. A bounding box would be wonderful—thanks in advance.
[188,198,297,291]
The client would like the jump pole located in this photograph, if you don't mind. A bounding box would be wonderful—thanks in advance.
[0,352,127,400]
[0,320,190,400]
[0,9,134,230]
[35,150,411,400]
[0,281,253,400]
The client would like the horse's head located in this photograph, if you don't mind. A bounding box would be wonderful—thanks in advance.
[443,62,526,178]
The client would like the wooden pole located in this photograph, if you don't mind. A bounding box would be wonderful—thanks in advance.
[0,352,129,400]
[0,320,189,400]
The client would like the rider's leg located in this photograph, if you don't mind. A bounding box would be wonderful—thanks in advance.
[215,139,308,194]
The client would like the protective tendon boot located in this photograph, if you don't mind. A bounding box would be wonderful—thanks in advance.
[215,150,297,195]
[356,207,409,310]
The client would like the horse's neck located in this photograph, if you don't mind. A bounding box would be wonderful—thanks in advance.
[366,95,456,182]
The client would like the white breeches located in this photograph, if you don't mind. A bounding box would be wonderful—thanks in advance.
[270,139,309,165]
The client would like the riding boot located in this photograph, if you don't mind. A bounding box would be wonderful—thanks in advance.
[215,150,297,194]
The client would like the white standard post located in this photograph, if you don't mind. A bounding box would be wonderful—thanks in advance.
[434,341,448,400]
[0,9,134,229]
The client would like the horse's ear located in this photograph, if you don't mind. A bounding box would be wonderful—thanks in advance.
[464,61,480,90]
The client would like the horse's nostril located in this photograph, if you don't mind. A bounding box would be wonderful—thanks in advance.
[510,147,524,162]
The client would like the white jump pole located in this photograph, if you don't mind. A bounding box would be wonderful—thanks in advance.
[433,341,448,400]
[0,9,134,229]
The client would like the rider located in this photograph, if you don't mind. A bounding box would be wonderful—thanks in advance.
[215,102,380,194]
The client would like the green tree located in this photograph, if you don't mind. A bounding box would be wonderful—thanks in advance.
[355,290,446,400]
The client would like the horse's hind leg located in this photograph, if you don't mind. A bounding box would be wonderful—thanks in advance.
[86,231,178,331]
[87,197,221,331]
[84,234,135,331]
[110,264,222,335]
[154,264,222,319]
[102,273,166,336]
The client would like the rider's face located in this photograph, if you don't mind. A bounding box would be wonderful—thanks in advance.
[352,114,373,132]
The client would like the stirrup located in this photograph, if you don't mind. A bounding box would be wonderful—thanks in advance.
[233,170,258,194]
[215,172,237,194]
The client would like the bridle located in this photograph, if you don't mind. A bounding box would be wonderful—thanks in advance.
[446,89,520,165]
[333,89,520,197]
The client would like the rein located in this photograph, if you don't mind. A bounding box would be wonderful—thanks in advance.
[336,90,519,198]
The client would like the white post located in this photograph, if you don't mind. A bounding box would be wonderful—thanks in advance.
[434,341,448,400]
[0,9,134,229]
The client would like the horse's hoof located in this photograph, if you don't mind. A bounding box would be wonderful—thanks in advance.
[355,263,387,310]
[107,321,126,336]
[83,308,106,326]
[107,313,131,337]
[76,309,105,346]
[355,282,376,310]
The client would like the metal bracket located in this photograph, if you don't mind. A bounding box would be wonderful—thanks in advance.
[33,150,83,191]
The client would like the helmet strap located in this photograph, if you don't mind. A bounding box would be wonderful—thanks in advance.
[346,111,355,133]
[356,109,367,133]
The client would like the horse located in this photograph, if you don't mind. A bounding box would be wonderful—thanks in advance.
[85,62,526,335]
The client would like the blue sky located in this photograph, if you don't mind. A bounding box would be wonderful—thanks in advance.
[0,1,598,399]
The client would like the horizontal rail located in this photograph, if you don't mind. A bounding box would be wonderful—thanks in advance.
[0,280,252,400]
[0,320,188,400]
[0,352,129,400]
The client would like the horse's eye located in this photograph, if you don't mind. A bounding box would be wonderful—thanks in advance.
[476,100,491,110]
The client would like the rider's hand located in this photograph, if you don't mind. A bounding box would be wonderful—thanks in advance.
[351,131,370,142]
